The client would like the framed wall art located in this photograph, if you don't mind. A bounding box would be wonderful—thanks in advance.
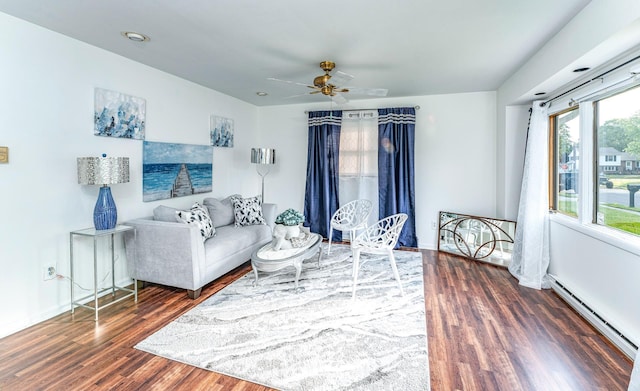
[210,115,234,147]
[143,141,213,202]
[94,88,146,139]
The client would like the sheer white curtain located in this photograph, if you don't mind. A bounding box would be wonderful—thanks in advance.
[509,101,552,290]
[630,353,640,391]
[338,111,379,227]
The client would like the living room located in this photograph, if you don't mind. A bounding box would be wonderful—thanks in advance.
[1,1,639,389]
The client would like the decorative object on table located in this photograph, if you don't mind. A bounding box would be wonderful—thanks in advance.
[437,211,516,267]
[142,141,212,202]
[328,199,373,254]
[94,88,146,139]
[210,115,234,147]
[135,243,429,391]
[0,146,8,163]
[77,154,130,230]
[275,208,305,227]
[250,147,276,202]
[272,208,309,250]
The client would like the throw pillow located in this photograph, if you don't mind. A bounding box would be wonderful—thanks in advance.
[231,195,266,227]
[203,194,240,228]
[153,205,181,222]
[176,202,215,241]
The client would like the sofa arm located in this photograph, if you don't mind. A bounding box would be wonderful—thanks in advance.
[123,218,206,291]
[263,203,277,229]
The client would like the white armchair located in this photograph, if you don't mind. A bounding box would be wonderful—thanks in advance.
[350,213,408,299]
[328,199,373,254]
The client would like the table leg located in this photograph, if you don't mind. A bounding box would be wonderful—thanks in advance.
[252,263,259,286]
[293,258,302,290]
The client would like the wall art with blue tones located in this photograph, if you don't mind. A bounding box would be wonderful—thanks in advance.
[143,141,213,202]
[94,88,146,139]
[210,115,234,147]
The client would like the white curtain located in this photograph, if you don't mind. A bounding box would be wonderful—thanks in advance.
[630,352,640,391]
[338,111,379,227]
[509,101,551,290]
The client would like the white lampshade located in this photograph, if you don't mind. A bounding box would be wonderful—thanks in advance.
[251,148,276,165]
[77,156,130,185]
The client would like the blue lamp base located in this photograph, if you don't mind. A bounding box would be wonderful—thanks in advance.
[94,185,117,230]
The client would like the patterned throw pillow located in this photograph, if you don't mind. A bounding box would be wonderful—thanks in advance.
[231,195,266,227]
[176,202,215,241]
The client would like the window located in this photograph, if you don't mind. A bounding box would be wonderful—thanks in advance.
[605,155,616,162]
[552,108,580,217]
[338,111,379,226]
[595,86,640,235]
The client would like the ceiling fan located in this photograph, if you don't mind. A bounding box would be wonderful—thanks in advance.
[268,61,388,104]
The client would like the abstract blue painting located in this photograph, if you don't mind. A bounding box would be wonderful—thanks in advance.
[210,115,234,147]
[143,141,213,202]
[94,88,146,139]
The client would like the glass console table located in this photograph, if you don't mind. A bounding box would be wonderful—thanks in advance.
[69,225,137,321]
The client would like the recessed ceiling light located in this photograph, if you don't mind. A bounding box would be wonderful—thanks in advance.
[121,31,150,42]
[256,92,268,96]
[534,92,546,96]
[573,67,590,73]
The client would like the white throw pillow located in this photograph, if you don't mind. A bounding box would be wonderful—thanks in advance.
[176,202,215,241]
[231,195,266,227]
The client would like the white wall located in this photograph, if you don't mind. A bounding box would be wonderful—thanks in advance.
[496,1,640,350]
[259,91,497,250]
[0,13,260,338]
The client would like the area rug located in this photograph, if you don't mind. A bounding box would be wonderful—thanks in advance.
[135,243,429,391]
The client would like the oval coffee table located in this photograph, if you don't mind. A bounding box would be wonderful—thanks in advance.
[251,233,322,290]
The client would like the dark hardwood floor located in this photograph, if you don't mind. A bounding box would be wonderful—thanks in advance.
[0,249,632,390]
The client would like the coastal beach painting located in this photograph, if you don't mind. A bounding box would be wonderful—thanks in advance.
[210,115,234,147]
[94,88,146,139]
[143,141,213,202]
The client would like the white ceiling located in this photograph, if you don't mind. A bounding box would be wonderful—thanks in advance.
[0,0,592,106]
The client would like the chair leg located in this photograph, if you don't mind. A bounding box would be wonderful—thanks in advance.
[387,249,404,297]
[351,248,361,299]
[328,227,333,255]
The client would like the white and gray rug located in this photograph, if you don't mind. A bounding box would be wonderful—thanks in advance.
[136,243,429,391]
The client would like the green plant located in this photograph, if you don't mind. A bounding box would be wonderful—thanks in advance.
[275,208,305,226]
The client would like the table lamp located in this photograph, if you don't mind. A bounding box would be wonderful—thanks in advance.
[250,148,276,202]
[77,154,130,230]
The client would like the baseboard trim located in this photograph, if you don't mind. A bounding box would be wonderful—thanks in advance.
[550,276,637,359]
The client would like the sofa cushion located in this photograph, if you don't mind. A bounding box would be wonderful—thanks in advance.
[203,194,240,228]
[153,205,181,222]
[176,202,215,241]
[231,195,266,227]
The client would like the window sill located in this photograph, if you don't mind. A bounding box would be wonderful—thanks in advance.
[550,212,640,257]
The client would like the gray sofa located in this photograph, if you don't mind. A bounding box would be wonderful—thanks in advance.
[124,195,276,299]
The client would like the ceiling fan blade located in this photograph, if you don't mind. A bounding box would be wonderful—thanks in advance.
[282,92,313,100]
[331,93,348,105]
[267,77,313,88]
[344,87,388,96]
[329,70,354,87]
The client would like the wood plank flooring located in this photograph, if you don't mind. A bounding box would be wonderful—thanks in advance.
[0,249,633,390]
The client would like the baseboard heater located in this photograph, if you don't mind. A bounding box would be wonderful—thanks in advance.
[550,276,638,359]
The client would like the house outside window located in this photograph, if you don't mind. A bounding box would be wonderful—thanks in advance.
[550,84,640,237]
[595,86,640,235]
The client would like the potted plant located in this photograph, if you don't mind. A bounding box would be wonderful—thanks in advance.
[275,208,305,227]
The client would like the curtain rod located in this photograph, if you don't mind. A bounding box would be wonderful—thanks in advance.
[305,105,420,114]
[541,53,640,107]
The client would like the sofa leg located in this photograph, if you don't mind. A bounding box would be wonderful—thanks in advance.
[187,288,202,300]
[136,280,148,290]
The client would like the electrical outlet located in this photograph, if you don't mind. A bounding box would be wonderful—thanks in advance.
[43,264,57,280]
